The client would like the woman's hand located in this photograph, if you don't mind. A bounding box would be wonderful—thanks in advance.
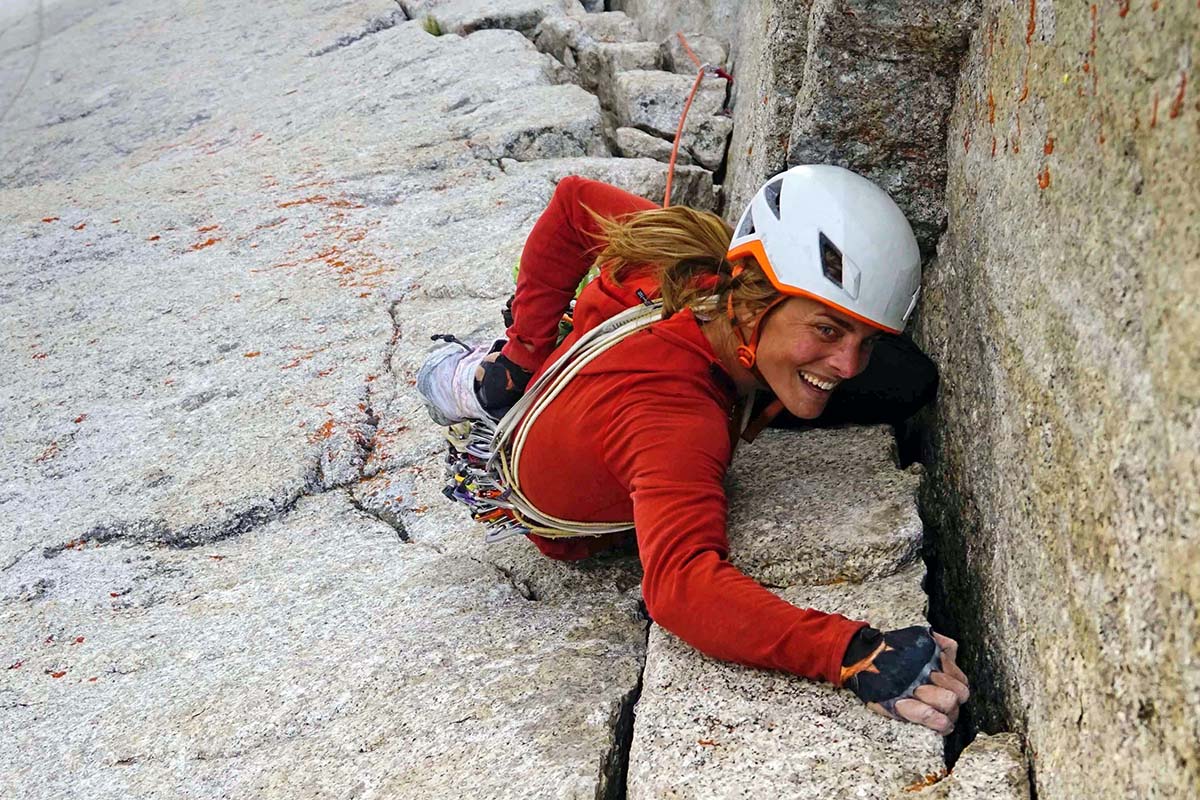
[841,627,970,736]
[867,633,969,735]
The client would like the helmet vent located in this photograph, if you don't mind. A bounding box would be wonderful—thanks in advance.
[736,213,755,239]
[818,233,844,288]
[763,179,783,220]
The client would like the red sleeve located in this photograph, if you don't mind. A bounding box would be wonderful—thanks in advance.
[603,378,867,685]
[502,176,656,373]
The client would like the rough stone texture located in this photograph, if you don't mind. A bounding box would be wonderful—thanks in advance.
[398,0,574,35]
[662,31,729,74]
[914,2,1200,798]
[611,69,732,170]
[613,69,727,138]
[627,426,948,798]
[904,733,1029,799]
[1,493,646,799]
[609,0,742,44]
[629,564,944,799]
[615,126,692,165]
[726,427,924,587]
[723,0,813,216]
[725,0,975,252]
[0,3,655,796]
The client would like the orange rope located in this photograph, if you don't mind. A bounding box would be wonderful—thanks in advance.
[663,70,707,209]
[662,32,733,208]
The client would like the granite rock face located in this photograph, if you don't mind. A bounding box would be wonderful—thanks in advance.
[0,2,668,796]
[915,2,1200,797]
[615,126,693,165]
[725,0,975,249]
[904,733,1029,800]
[609,0,742,43]
[628,427,945,799]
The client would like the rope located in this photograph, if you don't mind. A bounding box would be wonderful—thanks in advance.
[663,32,734,209]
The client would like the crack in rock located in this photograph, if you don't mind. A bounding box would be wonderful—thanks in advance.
[307,8,408,57]
[599,614,649,800]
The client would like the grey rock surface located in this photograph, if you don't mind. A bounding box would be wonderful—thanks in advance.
[786,0,977,253]
[724,0,812,217]
[612,69,727,140]
[615,126,691,165]
[662,31,729,74]
[727,427,924,587]
[915,1,1200,797]
[609,0,742,43]
[902,733,1029,799]
[0,2,661,796]
[628,563,944,800]
[627,425,949,799]
[399,0,574,35]
[1,493,646,799]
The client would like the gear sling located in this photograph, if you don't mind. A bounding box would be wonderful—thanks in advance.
[443,299,669,543]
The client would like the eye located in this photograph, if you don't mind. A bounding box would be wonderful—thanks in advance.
[816,324,837,338]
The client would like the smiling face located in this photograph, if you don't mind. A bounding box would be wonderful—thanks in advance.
[749,296,882,419]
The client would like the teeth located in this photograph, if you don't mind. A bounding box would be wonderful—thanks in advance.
[799,370,838,392]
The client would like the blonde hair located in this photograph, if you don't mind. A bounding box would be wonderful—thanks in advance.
[588,205,779,321]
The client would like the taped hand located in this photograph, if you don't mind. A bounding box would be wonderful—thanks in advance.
[840,626,970,736]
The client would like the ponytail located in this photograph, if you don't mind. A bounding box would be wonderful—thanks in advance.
[587,205,779,321]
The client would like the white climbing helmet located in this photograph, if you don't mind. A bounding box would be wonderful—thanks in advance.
[727,164,922,334]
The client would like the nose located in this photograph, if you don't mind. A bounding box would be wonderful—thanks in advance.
[827,337,869,379]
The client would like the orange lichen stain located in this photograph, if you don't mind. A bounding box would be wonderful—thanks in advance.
[1037,166,1052,189]
[32,352,47,359]
[991,136,997,157]
[73,414,87,424]
[1169,71,1187,119]
[71,637,84,645]
[1151,0,1159,9]
[41,216,59,223]
[164,378,175,386]
[35,442,59,462]
[1118,0,1130,16]
[88,677,98,683]
[190,237,220,250]
[697,739,719,748]
[358,291,371,298]
[48,670,67,679]
[903,771,949,792]
[210,555,226,561]
[198,224,220,233]
[72,222,86,231]
[312,419,336,442]
[147,234,160,241]
[109,591,121,598]
[1151,91,1160,128]
[8,660,24,670]
[243,351,261,358]
[250,132,264,141]
[277,195,328,208]
[1025,0,1036,44]
[317,368,334,377]
[987,92,996,124]
[1044,135,1056,155]
[110,219,121,224]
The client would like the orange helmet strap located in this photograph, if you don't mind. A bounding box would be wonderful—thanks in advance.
[727,293,788,372]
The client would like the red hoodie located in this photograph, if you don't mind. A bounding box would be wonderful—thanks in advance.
[500,176,865,685]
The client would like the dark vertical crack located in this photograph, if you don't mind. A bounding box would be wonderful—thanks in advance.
[598,605,649,800]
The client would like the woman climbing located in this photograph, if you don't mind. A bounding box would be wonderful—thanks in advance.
[417,165,970,735]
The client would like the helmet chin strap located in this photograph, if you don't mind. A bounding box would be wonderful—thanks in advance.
[724,279,791,444]
[726,291,789,378]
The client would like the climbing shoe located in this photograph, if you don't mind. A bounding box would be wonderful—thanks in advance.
[416,337,493,425]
